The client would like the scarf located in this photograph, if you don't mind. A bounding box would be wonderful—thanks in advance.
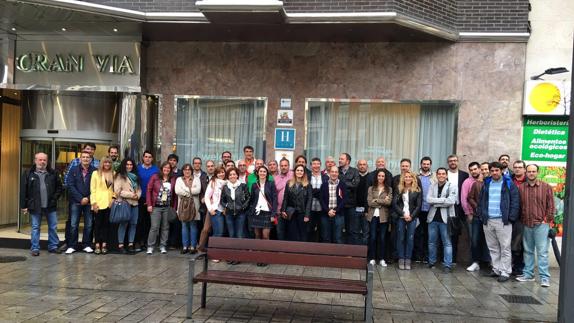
[226,180,241,200]
[127,172,138,191]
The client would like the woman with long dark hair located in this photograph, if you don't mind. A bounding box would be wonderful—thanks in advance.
[280,164,312,241]
[249,166,277,250]
[366,169,393,266]
[114,158,141,254]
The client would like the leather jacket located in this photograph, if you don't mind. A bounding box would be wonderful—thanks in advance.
[221,182,250,215]
[281,182,313,217]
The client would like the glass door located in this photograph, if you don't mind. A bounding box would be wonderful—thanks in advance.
[19,139,111,234]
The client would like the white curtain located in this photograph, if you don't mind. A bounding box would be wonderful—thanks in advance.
[417,103,457,169]
[176,98,265,163]
[307,101,454,175]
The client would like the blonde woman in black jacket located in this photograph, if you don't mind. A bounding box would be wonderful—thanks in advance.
[280,165,313,241]
[392,171,422,270]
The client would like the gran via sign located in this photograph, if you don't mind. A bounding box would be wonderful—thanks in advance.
[14,41,140,91]
[16,53,136,74]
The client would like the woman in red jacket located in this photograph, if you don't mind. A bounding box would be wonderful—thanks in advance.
[146,162,176,254]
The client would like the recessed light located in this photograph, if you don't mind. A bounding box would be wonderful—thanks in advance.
[11,27,16,31]
[61,27,67,31]
[113,28,118,32]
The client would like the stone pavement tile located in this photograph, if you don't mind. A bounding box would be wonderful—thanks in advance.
[97,314,130,322]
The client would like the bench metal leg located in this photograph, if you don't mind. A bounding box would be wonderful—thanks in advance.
[365,263,374,322]
[187,258,195,319]
[201,282,207,308]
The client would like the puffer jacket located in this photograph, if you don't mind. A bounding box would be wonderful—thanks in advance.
[221,182,250,215]
[281,182,313,218]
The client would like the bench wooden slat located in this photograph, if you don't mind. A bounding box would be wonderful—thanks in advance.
[194,270,367,294]
[207,249,367,269]
[208,237,367,258]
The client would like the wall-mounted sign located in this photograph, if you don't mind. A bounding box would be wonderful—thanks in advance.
[523,80,571,115]
[274,128,296,150]
[280,98,292,109]
[277,109,293,126]
[14,41,140,91]
[521,116,568,164]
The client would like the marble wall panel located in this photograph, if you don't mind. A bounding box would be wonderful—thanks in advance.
[144,41,526,165]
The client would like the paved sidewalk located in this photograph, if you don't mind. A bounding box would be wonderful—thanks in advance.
[0,248,559,322]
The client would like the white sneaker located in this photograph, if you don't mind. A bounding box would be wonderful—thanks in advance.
[466,262,480,272]
[516,275,535,282]
[379,260,388,267]
[160,247,167,254]
[65,248,76,254]
[83,246,94,253]
[369,259,376,266]
[146,247,153,254]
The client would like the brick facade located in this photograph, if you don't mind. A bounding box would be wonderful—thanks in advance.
[84,0,529,32]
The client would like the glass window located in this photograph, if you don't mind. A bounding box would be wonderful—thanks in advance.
[306,100,457,174]
[175,96,266,163]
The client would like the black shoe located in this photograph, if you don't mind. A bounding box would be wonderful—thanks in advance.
[31,250,40,256]
[181,248,189,254]
[48,249,62,254]
[428,263,436,269]
[127,245,135,254]
[497,275,510,282]
[485,270,500,278]
[257,263,268,267]
[443,267,452,274]
[511,271,523,277]
[57,244,68,253]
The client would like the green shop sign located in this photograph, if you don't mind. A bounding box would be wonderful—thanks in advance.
[522,116,568,163]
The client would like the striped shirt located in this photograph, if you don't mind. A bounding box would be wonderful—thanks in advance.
[488,179,503,218]
[518,180,555,228]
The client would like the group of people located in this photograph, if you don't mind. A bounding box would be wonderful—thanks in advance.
[21,144,555,286]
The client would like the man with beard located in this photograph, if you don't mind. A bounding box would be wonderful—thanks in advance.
[461,162,482,271]
[510,160,527,276]
[416,156,436,263]
[446,154,469,265]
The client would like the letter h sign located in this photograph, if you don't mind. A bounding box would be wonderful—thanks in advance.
[274,128,296,150]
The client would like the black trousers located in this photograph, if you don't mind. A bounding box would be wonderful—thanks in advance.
[414,211,429,261]
[94,208,110,244]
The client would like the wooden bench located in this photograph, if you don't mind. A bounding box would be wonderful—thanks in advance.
[186,237,374,322]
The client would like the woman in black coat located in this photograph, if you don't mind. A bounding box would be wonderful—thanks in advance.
[280,165,313,242]
[392,171,422,270]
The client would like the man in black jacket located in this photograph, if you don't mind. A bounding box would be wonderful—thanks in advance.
[447,154,470,264]
[356,159,370,245]
[20,152,63,256]
[338,153,360,244]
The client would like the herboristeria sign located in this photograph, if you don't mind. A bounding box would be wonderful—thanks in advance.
[14,41,140,91]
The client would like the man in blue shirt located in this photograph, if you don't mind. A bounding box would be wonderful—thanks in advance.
[134,150,159,251]
[477,161,519,282]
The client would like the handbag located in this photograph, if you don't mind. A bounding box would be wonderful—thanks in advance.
[178,183,197,222]
[109,199,131,223]
[285,206,296,220]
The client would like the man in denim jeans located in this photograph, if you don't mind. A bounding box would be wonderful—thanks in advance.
[21,152,63,256]
[66,151,96,254]
[338,153,360,244]
[516,164,555,287]
[426,168,457,273]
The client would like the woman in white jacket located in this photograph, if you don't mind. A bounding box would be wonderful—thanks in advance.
[198,167,227,256]
[175,164,201,254]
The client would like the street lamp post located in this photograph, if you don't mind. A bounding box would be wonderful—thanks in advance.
[558,37,574,323]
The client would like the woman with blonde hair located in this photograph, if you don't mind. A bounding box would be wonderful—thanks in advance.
[280,164,313,241]
[392,170,422,270]
[90,156,115,254]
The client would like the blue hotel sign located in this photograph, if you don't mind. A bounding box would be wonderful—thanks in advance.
[275,128,296,150]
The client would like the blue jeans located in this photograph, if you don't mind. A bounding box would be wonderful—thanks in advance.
[320,213,344,244]
[30,209,59,251]
[368,219,388,261]
[211,210,225,237]
[118,205,139,244]
[182,221,199,248]
[468,217,490,262]
[225,211,246,238]
[397,218,417,259]
[522,223,550,279]
[69,204,93,249]
[349,210,369,245]
[428,221,452,268]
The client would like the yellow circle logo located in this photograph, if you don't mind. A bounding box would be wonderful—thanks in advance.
[529,82,561,113]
